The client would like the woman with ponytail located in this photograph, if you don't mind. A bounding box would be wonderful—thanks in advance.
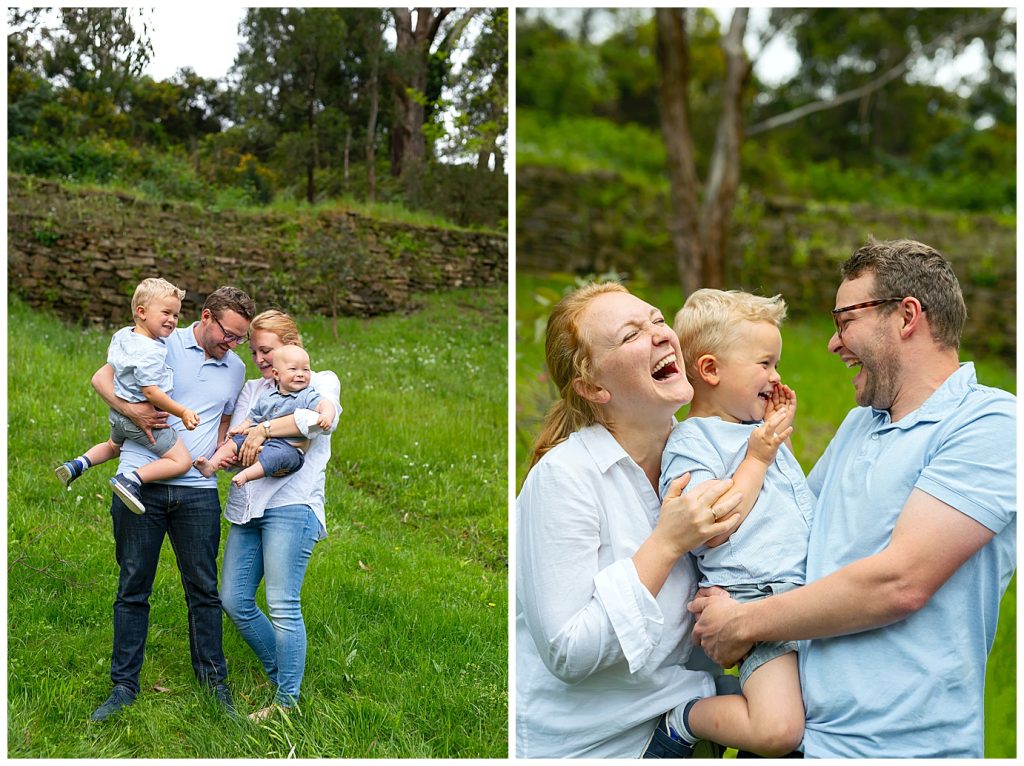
[516,283,743,758]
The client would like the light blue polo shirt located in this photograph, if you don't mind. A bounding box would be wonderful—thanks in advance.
[799,362,1016,758]
[116,323,246,488]
[660,417,814,588]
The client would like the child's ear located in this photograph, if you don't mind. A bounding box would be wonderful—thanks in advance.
[572,377,610,405]
[696,354,720,386]
[135,305,147,321]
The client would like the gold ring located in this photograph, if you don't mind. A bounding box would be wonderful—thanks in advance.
[710,506,720,522]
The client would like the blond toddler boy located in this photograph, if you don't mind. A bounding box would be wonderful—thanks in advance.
[657,288,810,756]
[55,277,199,514]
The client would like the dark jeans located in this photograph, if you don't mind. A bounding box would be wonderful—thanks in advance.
[110,483,226,694]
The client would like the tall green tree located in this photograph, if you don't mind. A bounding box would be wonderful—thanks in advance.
[445,8,508,172]
[233,8,349,203]
[654,7,1012,295]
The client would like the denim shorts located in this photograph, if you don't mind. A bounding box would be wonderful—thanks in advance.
[729,581,801,687]
[109,409,178,457]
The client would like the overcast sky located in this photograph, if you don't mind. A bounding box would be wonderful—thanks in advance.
[144,5,244,81]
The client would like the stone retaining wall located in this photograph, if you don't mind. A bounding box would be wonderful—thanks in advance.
[8,174,508,326]
[516,165,1015,358]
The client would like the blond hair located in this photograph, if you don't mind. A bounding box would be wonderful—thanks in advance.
[131,277,185,317]
[250,309,303,347]
[529,282,629,468]
[673,289,787,380]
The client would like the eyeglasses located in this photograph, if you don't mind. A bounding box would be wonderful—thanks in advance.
[831,297,926,338]
[212,314,249,344]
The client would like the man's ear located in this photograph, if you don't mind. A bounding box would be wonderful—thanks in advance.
[572,377,611,405]
[695,354,720,386]
[897,297,926,340]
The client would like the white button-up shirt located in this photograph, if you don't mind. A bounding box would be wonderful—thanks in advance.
[223,370,341,539]
[516,424,715,758]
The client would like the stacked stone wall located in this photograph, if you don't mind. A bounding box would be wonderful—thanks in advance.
[516,165,1015,358]
[8,174,507,326]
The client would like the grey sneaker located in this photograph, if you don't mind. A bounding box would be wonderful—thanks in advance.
[110,474,145,515]
[91,685,136,722]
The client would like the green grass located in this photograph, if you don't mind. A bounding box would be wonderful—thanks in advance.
[8,287,507,758]
[516,271,1016,758]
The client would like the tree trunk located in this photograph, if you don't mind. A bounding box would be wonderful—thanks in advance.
[344,126,351,184]
[655,8,704,298]
[367,14,382,201]
[698,9,749,289]
[389,7,453,178]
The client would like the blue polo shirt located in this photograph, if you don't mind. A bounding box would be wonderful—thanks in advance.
[116,323,246,488]
[799,363,1016,757]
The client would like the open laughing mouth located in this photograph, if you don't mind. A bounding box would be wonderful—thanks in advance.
[651,353,679,381]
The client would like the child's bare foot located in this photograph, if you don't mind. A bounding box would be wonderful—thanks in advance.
[231,473,249,488]
[193,457,217,478]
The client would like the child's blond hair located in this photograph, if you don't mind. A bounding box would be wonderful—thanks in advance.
[673,289,787,381]
[131,277,186,319]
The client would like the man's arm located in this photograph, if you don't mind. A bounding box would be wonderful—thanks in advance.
[91,364,168,444]
[690,488,996,665]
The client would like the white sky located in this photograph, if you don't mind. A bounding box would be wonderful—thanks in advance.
[144,5,245,81]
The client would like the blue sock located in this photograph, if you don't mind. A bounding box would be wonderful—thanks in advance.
[126,471,142,487]
[69,456,91,476]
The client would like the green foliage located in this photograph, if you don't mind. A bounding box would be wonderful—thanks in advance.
[517,108,667,182]
[8,288,507,757]
[520,108,1014,216]
[6,7,507,229]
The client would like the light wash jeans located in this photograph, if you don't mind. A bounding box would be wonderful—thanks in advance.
[221,503,319,706]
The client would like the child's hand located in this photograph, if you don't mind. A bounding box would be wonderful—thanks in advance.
[182,409,200,430]
[766,383,797,421]
[314,402,336,430]
[747,406,794,464]
[227,420,251,438]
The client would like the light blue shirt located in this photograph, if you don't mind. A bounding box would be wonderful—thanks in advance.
[116,323,246,488]
[660,417,813,588]
[107,326,173,402]
[799,362,1016,758]
[248,384,323,424]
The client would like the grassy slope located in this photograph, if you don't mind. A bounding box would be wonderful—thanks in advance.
[516,272,1016,758]
[8,287,507,758]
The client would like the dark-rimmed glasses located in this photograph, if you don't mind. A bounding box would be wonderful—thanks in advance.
[831,298,926,338]
[212,313,249,344]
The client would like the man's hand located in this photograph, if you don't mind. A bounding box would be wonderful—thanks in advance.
[124,401,169,446]
[688,590,753,668]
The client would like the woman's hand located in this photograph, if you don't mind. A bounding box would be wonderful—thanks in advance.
[655,473,744,556]
[237,425,267,467]
[634,475,744,598]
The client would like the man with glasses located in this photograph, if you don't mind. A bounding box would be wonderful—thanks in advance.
[88,285,257,721]
[690,239,1015,757]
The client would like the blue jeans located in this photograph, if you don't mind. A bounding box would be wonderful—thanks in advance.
[110,484,226,695]
[220,504,318,706]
